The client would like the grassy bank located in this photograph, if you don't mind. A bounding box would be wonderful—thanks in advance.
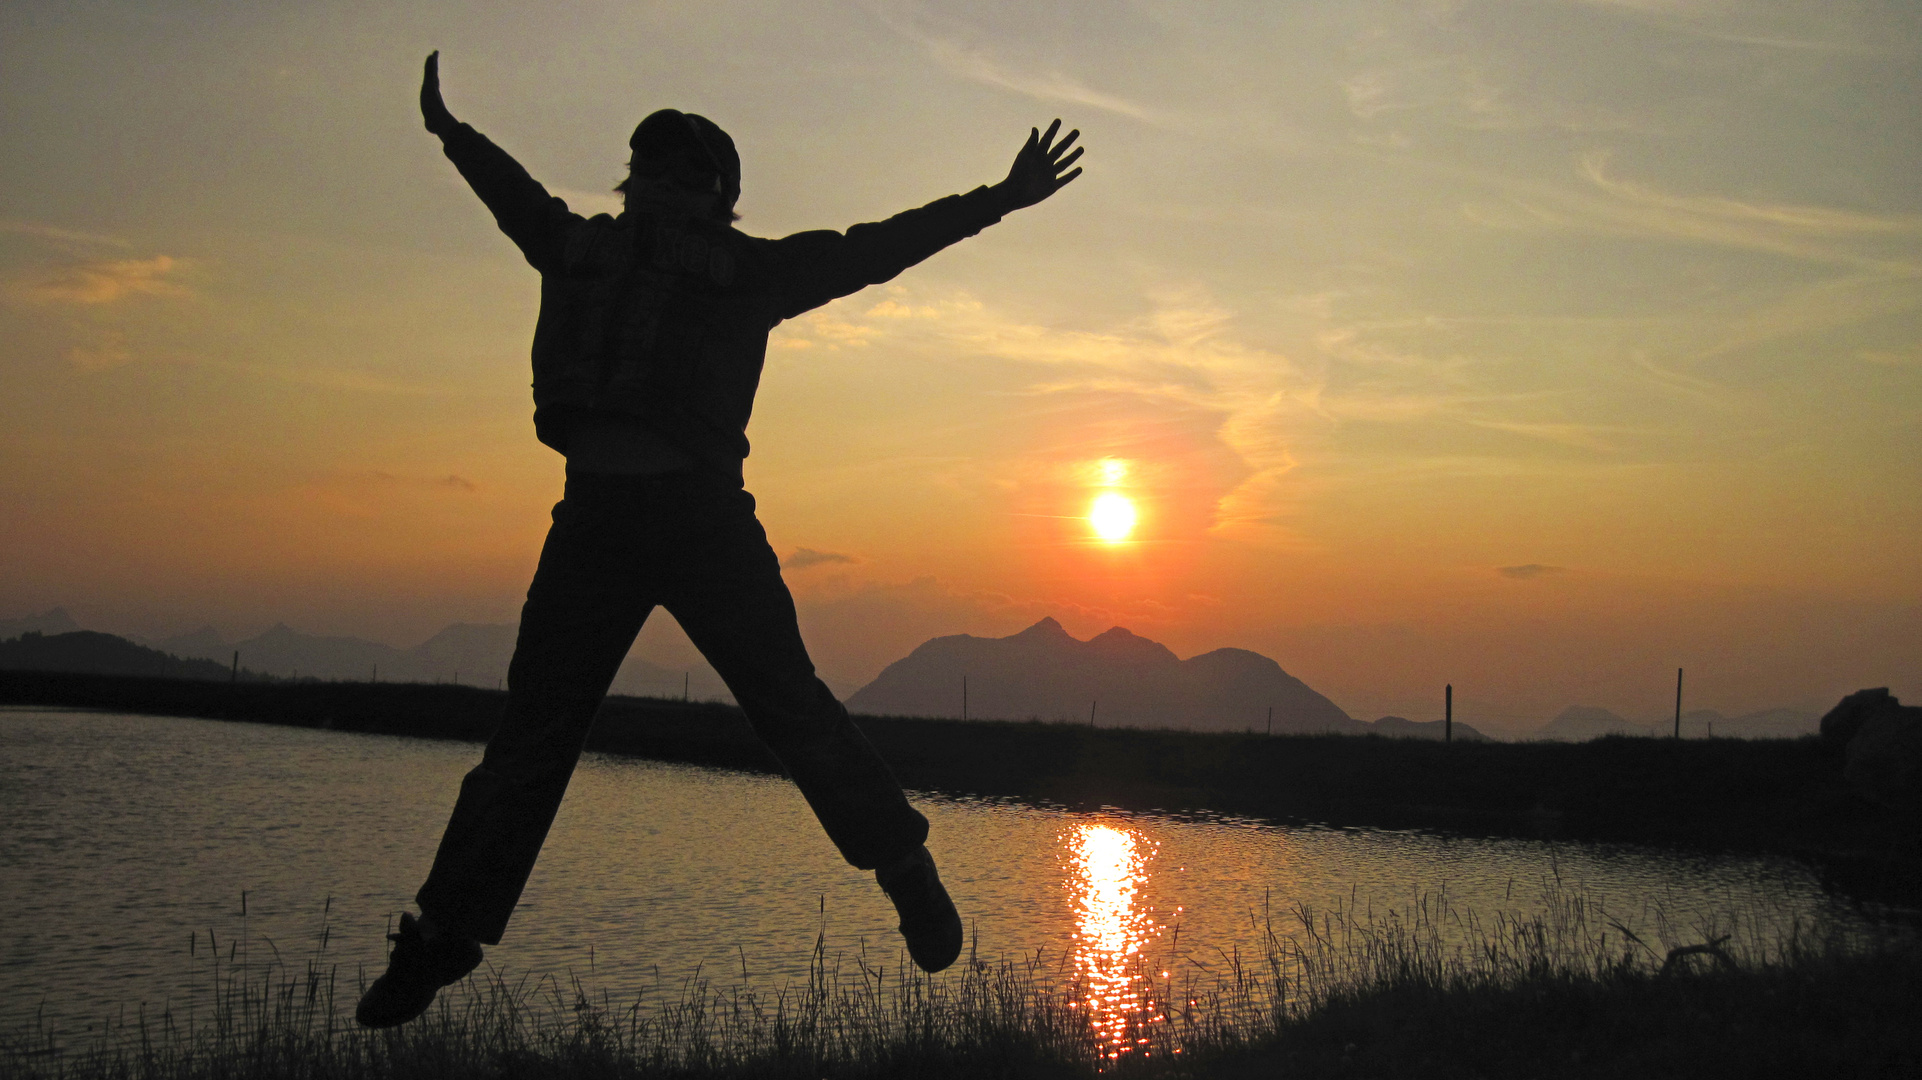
[2,671,1914,885]
[5,882,1914,1079]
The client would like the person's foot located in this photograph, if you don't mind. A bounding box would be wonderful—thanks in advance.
[876,846,963,973]
[354,912,483,1028]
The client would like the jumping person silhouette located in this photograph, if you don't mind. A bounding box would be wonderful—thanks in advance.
[355,53,1083,1028]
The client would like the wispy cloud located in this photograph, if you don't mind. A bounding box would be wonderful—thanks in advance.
[0,219,130,250]
[1465,419,1635,453]
[2,227,194,369]
[783,547,858,570]
[1345,60,1659,137]
[1576,0,1892,55]
[870,2,1175,127]
[360,471,479,493]
[1422,149,1922,274]
[1496,563,1568,580]
[778,285,1322,535]
[286,471,481,522]
[1580,152,1922,241]
[1542,152,1922,275]
[15,255,191,305]
[1688,273,1922,362]
[778,277,1692,533]
[1451,153,1922,366]
[1627,350,1728,404]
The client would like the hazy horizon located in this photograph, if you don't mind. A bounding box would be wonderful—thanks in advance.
[0,603,1841,735]
[4,0,1917,727]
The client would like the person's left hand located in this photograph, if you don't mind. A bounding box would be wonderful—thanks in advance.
[994,120,1083,211]
[420,51,458,137]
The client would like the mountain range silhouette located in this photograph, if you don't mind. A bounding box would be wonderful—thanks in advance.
[1533,703,1817,741]
[845,616,1362,734]
[153,622,730,700]
[0,609,729,700]
[0,629,234,681]
[1,607,1819,738]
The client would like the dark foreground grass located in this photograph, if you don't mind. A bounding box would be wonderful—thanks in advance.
[1213,947,1922,1079]
[7,885,1916,1080]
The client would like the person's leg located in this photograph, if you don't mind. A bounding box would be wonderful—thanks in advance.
[660,483,927,869]
[658,479,961,972]
[415,477,657,946]
[361,474,661,1028]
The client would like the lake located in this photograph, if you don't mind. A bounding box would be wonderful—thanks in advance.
[0,708,1863,1044]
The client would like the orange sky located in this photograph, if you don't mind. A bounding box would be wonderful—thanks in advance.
[2,0,1917,730]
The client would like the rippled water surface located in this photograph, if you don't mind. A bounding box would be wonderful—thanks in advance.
[0,709,1858,1039]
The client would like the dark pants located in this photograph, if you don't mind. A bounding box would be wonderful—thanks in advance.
[416,469,929,944]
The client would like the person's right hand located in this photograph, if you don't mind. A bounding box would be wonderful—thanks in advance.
[421,51,458,137]
[993,119,1083,211]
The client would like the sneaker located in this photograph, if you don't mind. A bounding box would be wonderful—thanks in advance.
[354,912,483,1028]
[876,846,963,973]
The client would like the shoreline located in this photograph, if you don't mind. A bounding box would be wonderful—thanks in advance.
[3,670,1915,903]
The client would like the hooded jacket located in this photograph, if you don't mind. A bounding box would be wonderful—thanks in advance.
[438,123,1012,484]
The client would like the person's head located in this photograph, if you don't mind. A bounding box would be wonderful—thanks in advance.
[615,109,741,223]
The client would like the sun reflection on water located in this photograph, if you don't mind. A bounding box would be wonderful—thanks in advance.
[1066,823,1167,1061]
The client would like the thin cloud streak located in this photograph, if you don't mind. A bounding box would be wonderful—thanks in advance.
[359,471,480,493]
[783,548,859,571]
[1362,143,1922,275]
[870,2,1178,127]
[1497,563,1567,580]
[1579,152,1922,241]
[1687,274,1922,363]
[1464,419,1635,453]
[1577,0,1896,56]
[0,219,132,250]
[14,255,191,305]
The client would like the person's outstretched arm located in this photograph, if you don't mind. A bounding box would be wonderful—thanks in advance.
[421,52,578,273]
[767,121,1084,321]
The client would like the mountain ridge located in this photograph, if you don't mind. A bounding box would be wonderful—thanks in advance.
[0,608,1823,736]
[0,630,236,681]
[846,617,1362,734]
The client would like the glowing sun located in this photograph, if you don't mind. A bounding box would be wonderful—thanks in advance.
[1089,492,1137,542]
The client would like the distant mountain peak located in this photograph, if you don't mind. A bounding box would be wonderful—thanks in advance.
[1372,714,1490,742]
[1086,625,1179,665]
[0,607,83,642]
[847,617,1359,734]
[1538,704,1646,741]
